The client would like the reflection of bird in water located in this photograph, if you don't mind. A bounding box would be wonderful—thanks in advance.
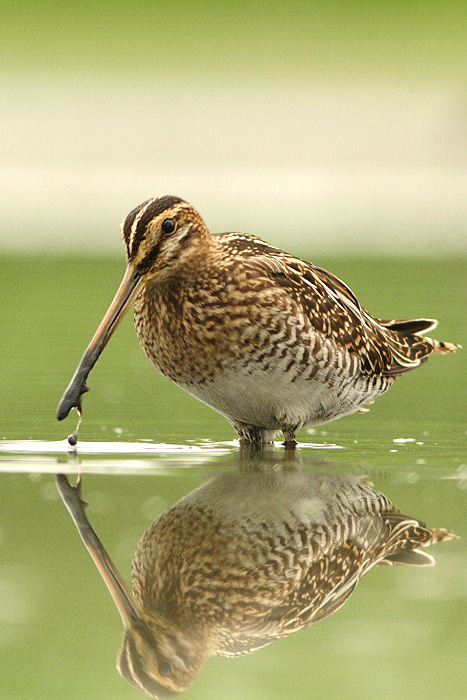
[56,196,458,443]
[57,468,455,697]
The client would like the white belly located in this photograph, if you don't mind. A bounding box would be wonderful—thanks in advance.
[174,347,386,430]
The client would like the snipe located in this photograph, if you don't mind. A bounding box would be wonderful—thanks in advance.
[56,468,456,697]
[57,196,458,442]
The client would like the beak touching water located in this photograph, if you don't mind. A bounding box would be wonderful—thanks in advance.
[57,264,143,421]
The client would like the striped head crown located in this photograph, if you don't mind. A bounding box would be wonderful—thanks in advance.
[120,196,209,274]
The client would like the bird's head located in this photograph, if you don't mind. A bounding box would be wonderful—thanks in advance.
[117,613,211,698]
[56,195,207,422]
[121,195,209,277]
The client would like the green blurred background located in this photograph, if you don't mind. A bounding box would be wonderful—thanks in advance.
[1,0,466,254]
[1,3,466,700]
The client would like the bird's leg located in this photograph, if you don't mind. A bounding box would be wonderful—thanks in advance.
[231,421,277,445]
[282,438,298,450]
[280,423,299,447]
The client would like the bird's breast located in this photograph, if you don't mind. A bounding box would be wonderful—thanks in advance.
[132,274,386,428]
[134,273,312,382]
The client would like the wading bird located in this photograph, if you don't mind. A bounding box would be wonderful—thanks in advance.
[57,196,458,443]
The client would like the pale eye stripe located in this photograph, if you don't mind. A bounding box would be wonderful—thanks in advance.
[129,197,159,251]
[120,636,138,685]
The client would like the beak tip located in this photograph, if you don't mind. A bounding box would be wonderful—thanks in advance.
[56,402,69,421]
[56,383,89,421]
[56,401,75,422]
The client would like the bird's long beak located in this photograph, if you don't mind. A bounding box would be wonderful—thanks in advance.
[56,474,143,631]
[57,264,143,421]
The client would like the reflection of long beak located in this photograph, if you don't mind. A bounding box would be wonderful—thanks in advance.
[57,264,143,421]
[56,474,142,631]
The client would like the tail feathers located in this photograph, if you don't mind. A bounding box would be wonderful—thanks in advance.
[430,339,461,354]
[375,316,460,376]
[429,527,458,544]
[383,548,435,567]
[379,317,438,335]
[378,317,461,354]
[379,515,457,568]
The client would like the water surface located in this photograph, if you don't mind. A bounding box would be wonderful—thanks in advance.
[0,254,465,699]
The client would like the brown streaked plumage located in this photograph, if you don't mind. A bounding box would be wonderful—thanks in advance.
[56,467,456,697]
[57,196,459,442]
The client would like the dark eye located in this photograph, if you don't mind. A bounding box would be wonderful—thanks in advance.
[161,218,175,233]
[158,660,172,677]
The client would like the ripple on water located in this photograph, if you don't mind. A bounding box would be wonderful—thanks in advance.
[0,438,345,475]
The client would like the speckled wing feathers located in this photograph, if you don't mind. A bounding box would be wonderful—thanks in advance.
[217,232,456,378]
